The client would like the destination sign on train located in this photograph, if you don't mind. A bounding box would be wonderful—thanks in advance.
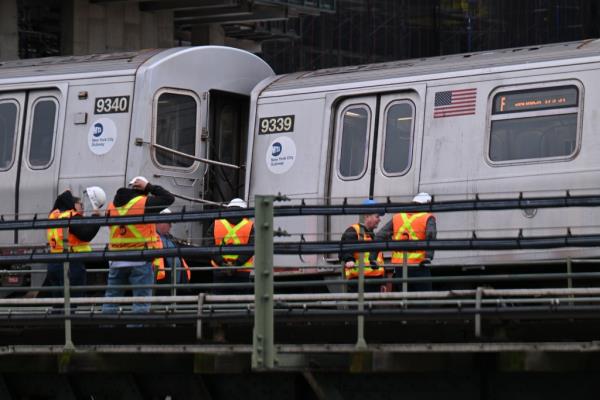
[492,86,578,114]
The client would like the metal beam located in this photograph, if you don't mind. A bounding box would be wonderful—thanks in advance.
[174,4,251,20]
[176,5,287,25]
[4,342,600,354]
[140,0,239,12]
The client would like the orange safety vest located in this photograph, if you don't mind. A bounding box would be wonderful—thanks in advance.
[391,212,432,265]
[154,235,191,282]
[47,209,92,253]
[107,195,160,252]
[210,218,254,271]
[344,224,384,279]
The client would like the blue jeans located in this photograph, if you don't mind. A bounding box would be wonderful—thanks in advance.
[46,262,87,298]
[102,262,153,313]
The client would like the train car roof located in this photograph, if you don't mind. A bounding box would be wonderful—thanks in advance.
[262,39,600,95]
[0,49,163,81]
[0,46,271,84]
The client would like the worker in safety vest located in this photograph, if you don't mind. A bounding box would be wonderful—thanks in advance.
[154,208,191,290]
[46,189,103,297]
[340,199,385,293]
[207,198,254,294]
[376,192,436,291]
[102,176,174,314]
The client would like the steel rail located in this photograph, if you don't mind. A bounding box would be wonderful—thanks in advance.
[3,342,600,354]
[0,287,598,306]
[5,234,600,265]
[4,193,600,231]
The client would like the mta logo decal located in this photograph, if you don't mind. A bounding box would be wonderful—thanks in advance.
[272,142,282,156]
[93,123,104,137]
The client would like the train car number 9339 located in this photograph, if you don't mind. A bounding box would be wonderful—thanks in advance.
[259,115,295,134]
[94,96,130,114]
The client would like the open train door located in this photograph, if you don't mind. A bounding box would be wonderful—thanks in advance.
[327,88,425,248]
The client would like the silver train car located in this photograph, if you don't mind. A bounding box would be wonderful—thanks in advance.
[246,39,600,269]
[0,47,274,258]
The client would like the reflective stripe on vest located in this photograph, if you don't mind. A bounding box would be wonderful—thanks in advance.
[211,218,254,269]
[153,234,166,280]
[152,236,192,282]
[108,196,158,250]
[47,209,92,253]
[344,224,384,279]
[391,212,431,265]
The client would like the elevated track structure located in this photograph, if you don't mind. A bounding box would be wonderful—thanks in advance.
[0,194,599,398]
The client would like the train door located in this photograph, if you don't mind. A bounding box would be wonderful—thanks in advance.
[0,93,26,246]
[328,90,423,244]
[0,89,62,245]
[205,90,250,204]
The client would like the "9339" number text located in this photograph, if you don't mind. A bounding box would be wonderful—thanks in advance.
[258,115,294,134]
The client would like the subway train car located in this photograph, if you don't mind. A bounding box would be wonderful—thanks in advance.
[246,39,600,270]
[0,47,274,287]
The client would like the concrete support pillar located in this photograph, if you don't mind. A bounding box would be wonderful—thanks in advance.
[62,0,174,56]
[191,24,225,46]
[192,23,261,53]
[0,0,19,61]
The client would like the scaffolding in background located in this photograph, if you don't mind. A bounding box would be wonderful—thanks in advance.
[13,0,598,73]
[261,0,593,73]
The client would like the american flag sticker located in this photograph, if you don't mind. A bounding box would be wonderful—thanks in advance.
[433,88,477,118]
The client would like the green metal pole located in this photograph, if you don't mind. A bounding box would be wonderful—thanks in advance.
[252,195,276,370]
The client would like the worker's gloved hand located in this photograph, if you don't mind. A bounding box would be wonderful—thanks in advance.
[419,259,431,267]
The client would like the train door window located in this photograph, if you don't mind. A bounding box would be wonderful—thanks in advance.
[382,101,415,175]
[338,105,370,179]
[27,98,58,169]
[488,85,580,163]
[217,105,237,164]
[0,101,18,170]
[154,91,198,169]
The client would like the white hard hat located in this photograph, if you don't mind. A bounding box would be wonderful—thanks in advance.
[128,176,148,186]
[160,208,171,214]
[412,192,432,204]
[227,198,247,208]
[85,186,106,210]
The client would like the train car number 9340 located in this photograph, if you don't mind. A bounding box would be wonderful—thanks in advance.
[94,96,130,114]
[259,115,294,134]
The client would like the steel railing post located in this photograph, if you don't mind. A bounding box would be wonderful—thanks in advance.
[62,227,74,352]
[355,213,367,350]
[171,256,177,298]
[252,195,275,370]
[355,251,367,350]
[402,251,408,293]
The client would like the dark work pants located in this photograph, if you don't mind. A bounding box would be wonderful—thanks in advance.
[394,267,433,292]
[46,262,87,298]
[212,270,253,295]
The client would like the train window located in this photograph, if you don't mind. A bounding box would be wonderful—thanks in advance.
[382,101,414,175]
[155,92,197,168]
[0,101,18,171]
[28,98,57,169]
[338,105,370,179]
[489,85,580,163]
